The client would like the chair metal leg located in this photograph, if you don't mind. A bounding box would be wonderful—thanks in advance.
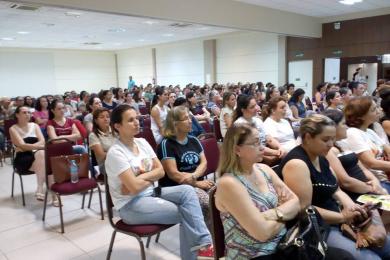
[42,190,48,221]
[97,186,104,220]
[155,232,161,243]
[58,195,64,233]
[81,193,86,209]
[87,189,93,208]
[19,174,26,206]
[146,236,151,248]
[106,231,116,260]
[11,170,15,197]
[138,238,146,260]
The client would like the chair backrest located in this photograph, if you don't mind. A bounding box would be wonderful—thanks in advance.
[142,116,151,129]
[135,128,157,151]
[45,138,74,177]
[103,173,117,228]
[209,187,225,259]
[4,119,17,141]
[139,106,149,115]
[200,121,212,133]
[199,133,219,177]
[213,117,223,141]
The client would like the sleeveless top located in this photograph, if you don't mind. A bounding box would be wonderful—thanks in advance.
[150,104,169,144]
[220,167,286,259]
[13,123,37,152]
[337,151,368,201]
[278,145,339,213]
[288,101,306,118]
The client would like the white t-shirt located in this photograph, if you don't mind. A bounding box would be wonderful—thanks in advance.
[263,117,297,153]
[150,105,169,144]
[339,127,387,181]
[105,138,156,210]
[219,106,233,137]
[234,116,268,146]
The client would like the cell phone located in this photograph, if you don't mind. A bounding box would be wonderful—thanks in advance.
[153,186,161,197]
[365,202,382,211]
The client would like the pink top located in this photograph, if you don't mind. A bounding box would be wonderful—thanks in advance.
[32,110,49,128]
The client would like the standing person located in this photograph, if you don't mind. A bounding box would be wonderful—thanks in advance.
[128,76,135,92]
[10,106,58,205]
[105,105,213,259]
[278,114,390,260]
[150,86,170,144]
[220,92,236,138]
[215,124,300,259]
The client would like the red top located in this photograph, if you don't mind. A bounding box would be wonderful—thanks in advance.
[47,118,74,136]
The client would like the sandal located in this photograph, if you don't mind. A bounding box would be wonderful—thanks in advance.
[51,195,60,207]
[35,192,45,201]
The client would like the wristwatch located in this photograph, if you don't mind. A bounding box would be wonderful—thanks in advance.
[274,207,284,221]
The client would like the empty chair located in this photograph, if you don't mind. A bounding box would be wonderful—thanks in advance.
[199,133,220,180]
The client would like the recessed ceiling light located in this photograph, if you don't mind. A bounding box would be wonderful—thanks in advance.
[42,23,55,27]
[113,43,122,46]
[17,31,30,35]
[138,39,145,42]
[1,37,15,41]
[144,20,158,25]
[162,33,174,37]
[108,28,126,33]
[339,0,362,5]
[83,42,102,45]
[65,11,82,17]
[197,27,210,31]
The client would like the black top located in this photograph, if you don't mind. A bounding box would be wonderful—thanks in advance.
[157,135,204,187]
[278,145,339,212]
[338,152,368,200]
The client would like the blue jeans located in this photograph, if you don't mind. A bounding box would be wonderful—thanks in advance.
[381,181,390,194]
[327,226,390,260]
[118,185,211,260]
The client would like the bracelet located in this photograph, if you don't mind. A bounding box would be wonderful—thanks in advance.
[191,173,197,181]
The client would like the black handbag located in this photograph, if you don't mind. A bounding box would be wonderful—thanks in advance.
[277,206,329,260]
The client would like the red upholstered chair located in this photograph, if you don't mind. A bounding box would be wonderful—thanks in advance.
[135,128,157,152]
[104,174,175,260]
[213,117,223,142]
[73,119,88,145]
[140,115,151,129]
[198,133,220,181]
[42,138,104,233]
[200,121,212,133]
[139,106,149,116]
[3,119,17,163]
[209,186,225,259]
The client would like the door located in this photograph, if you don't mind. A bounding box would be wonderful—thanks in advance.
[288,60,313,99]
[348,63,378,94]
[324,58,340,84]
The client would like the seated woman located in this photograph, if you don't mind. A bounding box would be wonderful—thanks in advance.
[288,88,307,119]
[10,106,58,206]
[150,86,170,144]
[325,91,342,111]
[105,105,213,259]
[233,94,283,165]
[173,97,204,137]
[220,92,236,138]
[279,114,390,260]
[83,95,102,133]
[215,124,300,259]
[323,109,387,201]
[157,106,213,227]
[314,82,327,111]
[380,90,390,142]
[263,96,297,155]
[88,107,115,177]
[342,96,390,191]
[100,90,117,112]
[187,91,210,124]
[47,99,87,154]
[32,96,49,138]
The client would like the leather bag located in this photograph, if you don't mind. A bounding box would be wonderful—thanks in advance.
[50,153,89,183]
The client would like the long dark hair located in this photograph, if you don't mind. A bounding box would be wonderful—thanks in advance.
[232,94,255,122]
[34,96,49,111]
[48,99,62,120]
[289,88,305,103]
[222,92,235,108]
[111,104,137,134]
[92,107,110,137]
[151,86,165,109]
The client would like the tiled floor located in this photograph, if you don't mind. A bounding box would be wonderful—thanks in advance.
[0,161,181,260]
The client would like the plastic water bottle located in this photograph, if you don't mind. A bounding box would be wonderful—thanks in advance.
[70,160,79,183]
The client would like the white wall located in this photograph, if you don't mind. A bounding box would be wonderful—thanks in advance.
[156,40,204,86]
[116,47,154,88]
[216,32,281,85]
[0,48,116,97]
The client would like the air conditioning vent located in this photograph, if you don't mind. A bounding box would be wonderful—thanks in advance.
[83,42,102,45]
[169,23,193,28]
[9,3,40,11]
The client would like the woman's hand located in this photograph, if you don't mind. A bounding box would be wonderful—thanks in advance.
[367,180,388,195]
[195,180,214,190]
[342,204,369,225]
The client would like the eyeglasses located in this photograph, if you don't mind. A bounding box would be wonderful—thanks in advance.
[176,116,191,122]
[241,140,261,148]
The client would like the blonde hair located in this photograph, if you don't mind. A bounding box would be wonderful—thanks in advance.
[163,106,189,139]
[300,114,335,140]
[217,123,255,177]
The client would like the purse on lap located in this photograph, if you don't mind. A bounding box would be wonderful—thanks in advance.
[277,206,329,260]
[50,153,89,183]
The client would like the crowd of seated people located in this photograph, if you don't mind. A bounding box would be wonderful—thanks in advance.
[0,79,390,259]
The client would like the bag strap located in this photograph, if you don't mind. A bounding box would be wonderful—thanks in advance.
[307,207,327,257]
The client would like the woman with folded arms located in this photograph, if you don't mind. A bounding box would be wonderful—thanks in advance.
[279,114,390,260]
[150,86,170,144]
[33,96,49,138]
[105,105,213,259]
